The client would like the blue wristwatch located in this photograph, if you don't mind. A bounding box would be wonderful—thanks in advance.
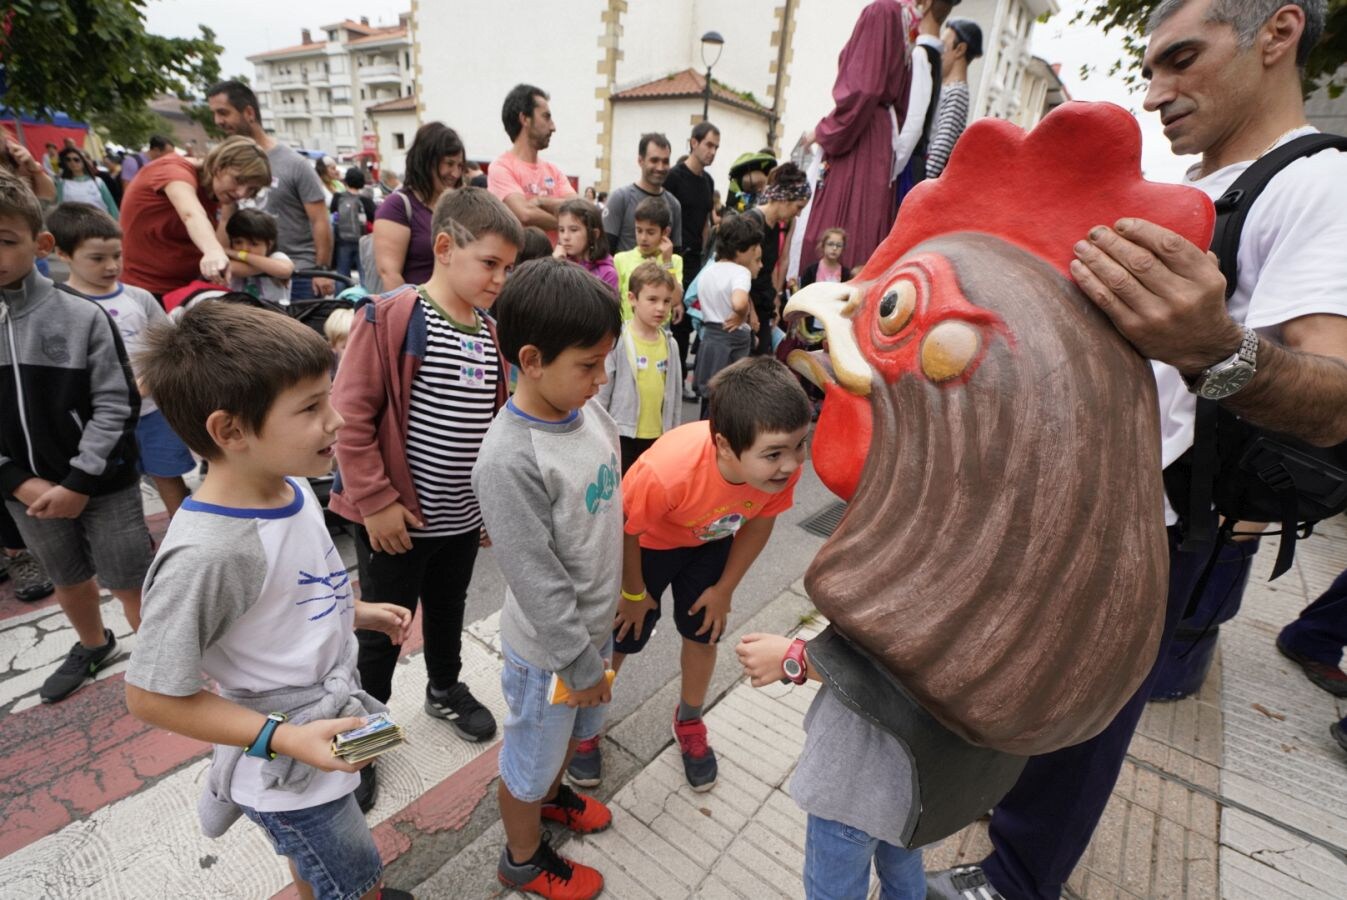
[246,712,287,760]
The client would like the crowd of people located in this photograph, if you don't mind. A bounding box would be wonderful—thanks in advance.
[0,0,1344,897]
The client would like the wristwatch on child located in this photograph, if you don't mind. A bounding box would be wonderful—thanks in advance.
[781,638,808,685]
[245,712,288,760]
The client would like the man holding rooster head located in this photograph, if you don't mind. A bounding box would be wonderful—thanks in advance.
[969,0,1347,896]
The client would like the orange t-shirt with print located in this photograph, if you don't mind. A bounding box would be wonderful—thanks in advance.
[622,421,801,551]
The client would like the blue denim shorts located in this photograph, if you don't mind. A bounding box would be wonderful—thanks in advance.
[240,793,381,900]
[499,637,609,802]
[136,410,195,477]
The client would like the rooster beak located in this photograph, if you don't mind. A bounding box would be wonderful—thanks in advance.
[783,282,873,396]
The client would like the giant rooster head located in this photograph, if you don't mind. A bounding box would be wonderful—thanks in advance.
[784,102,1214,756]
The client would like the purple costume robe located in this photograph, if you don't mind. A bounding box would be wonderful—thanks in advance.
[801,0,914,273]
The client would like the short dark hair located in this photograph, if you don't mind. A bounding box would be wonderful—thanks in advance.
[633,195,671,231]
[627,260,677,299]
[502,84,548,142]
[148,134,174,152]
[714,213,764,259]
[516,226,554,263]
[0,170,44,236]
[225,208,278,254]
[206,79,260,119]
[638,133,671,158]
[690,121,720,143]
[404,121,465,205]
[47,202,121,254]
[494,257,621,366]
[557,198,609,261]
[431,186,523,249]
[1147,0,1324,66]
[343,166,366,189]
[707,357,811,456]
[946,18,984,61]
[138,301,334,459]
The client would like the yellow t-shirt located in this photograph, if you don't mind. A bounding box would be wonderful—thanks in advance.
[614,248,683,321]
[632,332,669,439]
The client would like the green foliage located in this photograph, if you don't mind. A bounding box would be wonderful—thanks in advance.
[1072,0,1346,97]
[92,104,174,147]
[0,0,222,120]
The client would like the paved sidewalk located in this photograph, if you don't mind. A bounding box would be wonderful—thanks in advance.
[451,518,1347,899]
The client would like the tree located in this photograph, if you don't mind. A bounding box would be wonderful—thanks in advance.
[0,0,222,124]
[93,105,175,148]
[1074,0,1346,97]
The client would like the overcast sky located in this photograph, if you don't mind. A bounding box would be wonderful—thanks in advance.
[144,0,1197,182]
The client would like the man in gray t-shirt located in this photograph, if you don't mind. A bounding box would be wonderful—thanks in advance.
[208,79,334,299]
[602,133,683,254]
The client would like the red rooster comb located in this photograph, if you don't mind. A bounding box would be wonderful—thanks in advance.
[860,102,1214,281]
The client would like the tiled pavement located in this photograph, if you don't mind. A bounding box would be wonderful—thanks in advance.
[2,470,1345,897]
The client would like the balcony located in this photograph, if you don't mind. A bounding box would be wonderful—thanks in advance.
[358,63,402,86]
[272,71,308,88]
[277,107,312,121]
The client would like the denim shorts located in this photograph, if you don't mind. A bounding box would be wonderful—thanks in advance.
[136,410,195,477]
[4,482,152,589]
[499,637,609,802]
[240,793,382,900]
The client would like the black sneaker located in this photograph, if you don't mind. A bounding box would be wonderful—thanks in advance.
[3,550,54,602]
[673,710,718,792]
[40,628,119,703]
[926,864,1005,899]
[566,735,602,787]
[497,833,604,899]
[374,890,413,900]
[355,762,377,813]
[425,682,496,741]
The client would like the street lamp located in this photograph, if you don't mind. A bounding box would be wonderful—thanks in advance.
[700,30,724,122]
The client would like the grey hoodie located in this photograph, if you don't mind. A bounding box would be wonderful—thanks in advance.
[596,322,683,439]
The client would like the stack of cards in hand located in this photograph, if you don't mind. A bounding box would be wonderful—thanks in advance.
[331,713,407,763]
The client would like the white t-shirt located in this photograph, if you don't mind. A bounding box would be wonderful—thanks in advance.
[696,260,753,330]
[127,479,360,812]
[87,282,169,416]
[1155,127,1347,523]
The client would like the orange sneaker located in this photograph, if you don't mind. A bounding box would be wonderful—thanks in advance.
[540,783,612,834]
[497,836,604,900]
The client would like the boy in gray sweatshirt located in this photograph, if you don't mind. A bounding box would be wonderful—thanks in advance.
[472,258,623,900]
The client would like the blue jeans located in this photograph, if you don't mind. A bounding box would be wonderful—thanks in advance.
[804,815,924,900]
[240,793,381,900]
[334,240,361,280]
[499,637,609,802]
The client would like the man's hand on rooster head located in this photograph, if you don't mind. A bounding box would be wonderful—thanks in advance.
[1070,217,1241,377]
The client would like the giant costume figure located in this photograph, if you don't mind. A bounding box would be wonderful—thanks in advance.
[783,102,1215,845]
[799,0,919,274]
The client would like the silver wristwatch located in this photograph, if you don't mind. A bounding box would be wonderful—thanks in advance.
[1190,326,1259,400]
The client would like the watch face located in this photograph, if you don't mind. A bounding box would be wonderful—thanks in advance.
[782,658,803,679]
[1198,363,1256,400]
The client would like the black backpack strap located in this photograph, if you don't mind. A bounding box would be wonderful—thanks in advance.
[1181,133,1347,554]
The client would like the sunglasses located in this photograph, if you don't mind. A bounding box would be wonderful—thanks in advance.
[824,241,845,248]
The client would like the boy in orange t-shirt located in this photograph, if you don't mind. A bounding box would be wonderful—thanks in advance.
[567,357,812,790]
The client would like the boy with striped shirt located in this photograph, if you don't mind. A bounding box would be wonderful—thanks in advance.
[330,188,522,809]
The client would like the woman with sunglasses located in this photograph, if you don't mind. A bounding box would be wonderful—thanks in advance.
[55,149,119,218]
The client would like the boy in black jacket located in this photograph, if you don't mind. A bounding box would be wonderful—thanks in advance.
[0,172,151,703]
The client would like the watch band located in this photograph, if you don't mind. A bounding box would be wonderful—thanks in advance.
[781,638,808,685]
[245,712,287,760]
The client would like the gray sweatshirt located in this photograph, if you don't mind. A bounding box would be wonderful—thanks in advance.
[596,322,683,439]
[472,400,623,690]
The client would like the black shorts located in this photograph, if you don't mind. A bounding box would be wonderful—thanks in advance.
[612,537,733,653]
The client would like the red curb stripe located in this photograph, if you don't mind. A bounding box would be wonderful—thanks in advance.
[0,671,210,857]
[269,744,502,899]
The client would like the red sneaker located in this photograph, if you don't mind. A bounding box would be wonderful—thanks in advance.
[498,836,604,900]
[673,709,718,791]
[540,783,612,833]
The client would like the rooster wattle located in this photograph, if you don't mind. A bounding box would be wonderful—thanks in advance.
[785,102,1215,759]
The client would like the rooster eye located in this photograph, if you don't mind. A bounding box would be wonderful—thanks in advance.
[877,281,916,336]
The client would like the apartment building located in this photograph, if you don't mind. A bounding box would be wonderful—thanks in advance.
[248,14,415,155]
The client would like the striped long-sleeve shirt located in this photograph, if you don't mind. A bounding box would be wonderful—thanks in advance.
[925,81,970,179]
